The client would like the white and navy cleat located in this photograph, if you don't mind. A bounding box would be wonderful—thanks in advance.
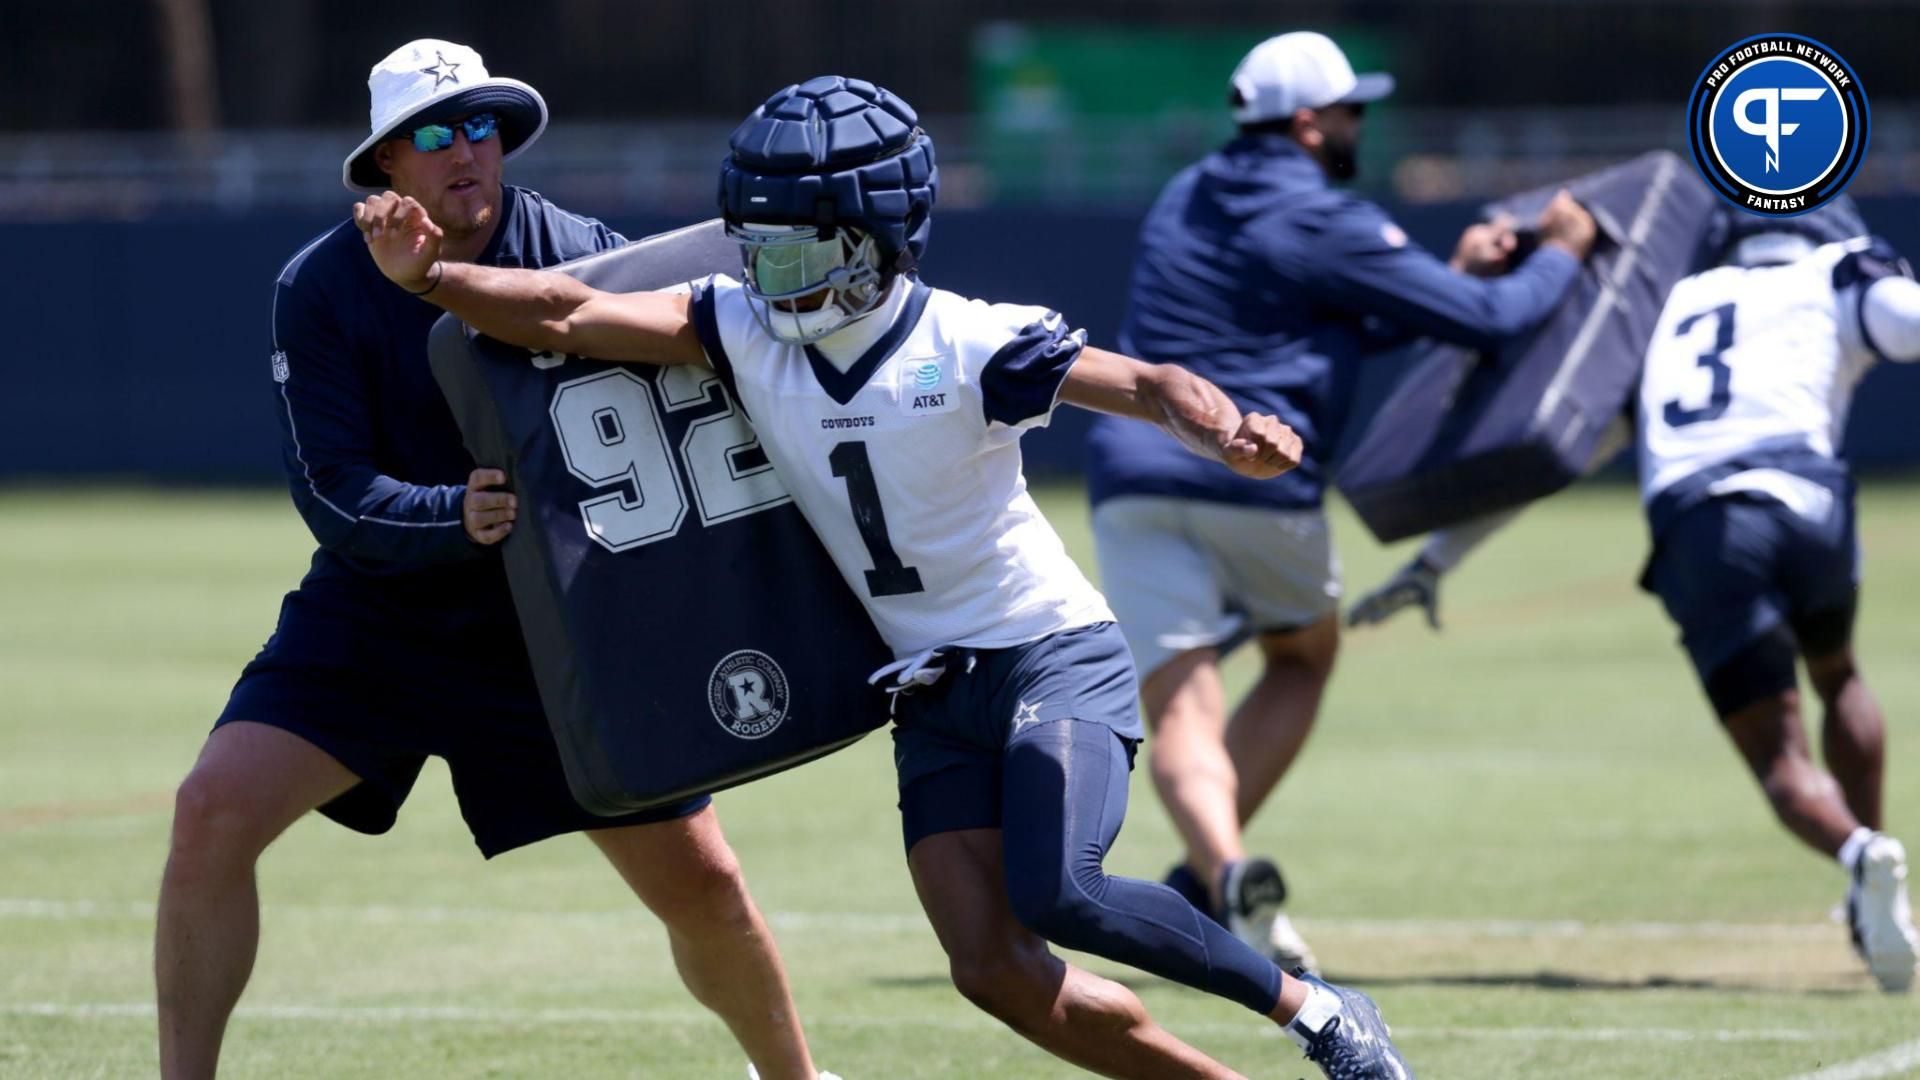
[1222,857,1320,975]
[1286,970,1416,1080]
[1848,833,1919,992]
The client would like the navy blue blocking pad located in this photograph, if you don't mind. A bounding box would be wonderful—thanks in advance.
[980,313,1087,427]
[427,219,892,815]
[802,280,932,405]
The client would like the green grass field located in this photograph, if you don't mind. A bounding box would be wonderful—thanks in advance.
[3,482,1917,1079]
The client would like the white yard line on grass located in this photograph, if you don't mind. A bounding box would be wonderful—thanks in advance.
[0,1002,1823,1044]
[1310,917,1835,942]
[0,897,1837,940]
[1783,1038,1920,1080]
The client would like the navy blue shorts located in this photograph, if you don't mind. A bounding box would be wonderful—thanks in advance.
[217,589,709,858]
[1643,488,1859,713]
[889,622,1144,853]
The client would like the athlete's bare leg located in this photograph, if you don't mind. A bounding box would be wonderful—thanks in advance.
[1143,648,1241,892]
[156,722,359,1080]
[1143,617,1337,903]
[588,810,817,1080]
[1224,620,1338,835]
[1807,646,1885,831]
[1722,688,1865,857]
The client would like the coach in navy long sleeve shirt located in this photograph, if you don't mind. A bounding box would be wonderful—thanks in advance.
[1086,136,1586,513]
[270,186,621,611]
[1080,34,1594,979]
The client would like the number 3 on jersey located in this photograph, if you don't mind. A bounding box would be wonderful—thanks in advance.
[550,367,788,553]
[1661,302,1736,428]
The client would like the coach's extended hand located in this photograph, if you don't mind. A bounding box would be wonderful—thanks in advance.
[1450,214,1520,278]
[354,192,444,294]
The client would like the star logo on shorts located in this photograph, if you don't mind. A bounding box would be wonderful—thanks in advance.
[420,51,462,88]
[1012,699,1046,732]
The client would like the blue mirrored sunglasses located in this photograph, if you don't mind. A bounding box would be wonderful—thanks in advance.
[409,112,498,152]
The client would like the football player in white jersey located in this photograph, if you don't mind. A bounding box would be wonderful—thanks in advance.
[1348,200,1920,992]
[358,77,1416,1078]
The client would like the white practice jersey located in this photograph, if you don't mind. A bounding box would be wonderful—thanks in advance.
[1637,237,1902,503]
[690,275,1114,657]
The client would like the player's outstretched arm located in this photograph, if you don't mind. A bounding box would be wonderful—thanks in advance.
[1060,347,1302,479]
[353,192,707,367]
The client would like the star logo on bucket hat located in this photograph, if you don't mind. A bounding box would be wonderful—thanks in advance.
[419,51,462,88]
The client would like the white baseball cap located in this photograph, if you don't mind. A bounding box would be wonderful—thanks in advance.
[1229,32,1395,125]
[341,39,549,194]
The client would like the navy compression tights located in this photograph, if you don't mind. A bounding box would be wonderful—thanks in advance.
[1001,718,1284,1015]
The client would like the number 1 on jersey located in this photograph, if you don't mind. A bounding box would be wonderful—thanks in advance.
[828,441,925,597]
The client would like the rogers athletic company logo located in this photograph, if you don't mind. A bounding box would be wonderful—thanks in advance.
[707,649,790,740]
[1687,33,1869,217]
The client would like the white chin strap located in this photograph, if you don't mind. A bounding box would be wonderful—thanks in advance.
[760,300,862,344]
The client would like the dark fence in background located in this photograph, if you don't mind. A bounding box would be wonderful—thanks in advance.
[7,197,1920,485]
[12,0,1918,131]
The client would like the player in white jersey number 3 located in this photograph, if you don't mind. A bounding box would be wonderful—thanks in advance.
[1352,201,1920,993]
[360,77,1414,1078]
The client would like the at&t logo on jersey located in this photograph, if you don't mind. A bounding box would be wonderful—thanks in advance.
[899,357,955,415]
[1687,33,1868,217]
[707,649,790,740]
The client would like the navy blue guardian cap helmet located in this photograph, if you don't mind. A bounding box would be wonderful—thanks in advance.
[1705,196,1870,269]
[719,76,939,343]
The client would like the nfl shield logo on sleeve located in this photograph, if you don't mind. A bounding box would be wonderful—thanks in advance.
[270,351,290,383]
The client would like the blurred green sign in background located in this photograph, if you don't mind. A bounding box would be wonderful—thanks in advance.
[972,22,1395,204]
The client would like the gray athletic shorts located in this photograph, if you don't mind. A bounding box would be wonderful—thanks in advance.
[1091,496,1341,678]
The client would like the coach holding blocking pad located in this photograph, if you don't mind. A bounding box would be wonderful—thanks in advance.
[1083,31,1597,972]
[153,39,829,1080]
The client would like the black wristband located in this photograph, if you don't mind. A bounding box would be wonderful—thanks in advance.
[407,261,444,297]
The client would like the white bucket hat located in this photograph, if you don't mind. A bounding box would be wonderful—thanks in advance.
[341,38,548,194]
[1229,32,1394,125]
